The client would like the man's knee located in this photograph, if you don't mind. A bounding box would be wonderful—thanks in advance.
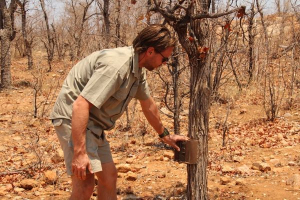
[96,163,117,188]
[71,174,95,199]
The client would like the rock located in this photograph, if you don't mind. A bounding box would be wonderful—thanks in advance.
[6,184,13,191]
[286,174,300,189]
[126,157,135,164]
[155,155,164,161]
[170,197,182,200]
[126,172,137,181]
[157,172,166,178]
[0,184,13,194]
[221,165,234,173]
[51,149,64,164]
[235,178,245,186]
[117,164,131,173]
[130,165,144,172]
[260,163,271,172]
[163,151,174,159]
[19,179,38,190]
[44,170,57,184]
[276,133,284,141]
[288,161,296,166]
[174,187,185,195]
[220,176,231,185]
[240,109,247,114]
[252,163,271,172]
[283,113,292,118]
[233,156,244,162]
[122,194,140,199]
[0,145,7,151]
[13,136,22,141]
[270,159,282,167]
[237,165,251,175]
[14,187,25,193]
[163,157,170,161]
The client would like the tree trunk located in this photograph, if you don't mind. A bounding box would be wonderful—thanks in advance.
[174,18,210,199]
[115,0,120,48]
[0,29,12,87]
[103,0,110,48]
[247,2,255,85]
[40,0,54,71]
[0,0,17,88]
[186,54,210,200]
[19,0,34,70]
[171,43,180,135]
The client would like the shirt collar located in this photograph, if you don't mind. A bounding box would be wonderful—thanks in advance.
[131,46,140,78]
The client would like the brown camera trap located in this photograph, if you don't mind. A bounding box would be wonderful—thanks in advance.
[174,139,199,164]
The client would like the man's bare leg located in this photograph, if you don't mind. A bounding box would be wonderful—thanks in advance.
[70,173,95,200]
[96,162,118,200]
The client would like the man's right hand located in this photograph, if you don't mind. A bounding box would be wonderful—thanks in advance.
[71,153,93,180]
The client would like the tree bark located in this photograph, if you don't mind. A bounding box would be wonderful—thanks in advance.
[18,0,34,70]
[0,0,17,88]
[39,0,54,71]
[174,17,210,198]
[247,1,256,85]
[0,28,12,88]
[115,0,120,48]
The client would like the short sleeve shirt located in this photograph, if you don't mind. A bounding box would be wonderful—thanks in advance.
[50,46,151,131]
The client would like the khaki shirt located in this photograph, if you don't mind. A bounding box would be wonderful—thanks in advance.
[50,46,150,132]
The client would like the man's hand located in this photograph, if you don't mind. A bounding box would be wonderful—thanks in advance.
[72,153,93,180]
[161,135,190,151]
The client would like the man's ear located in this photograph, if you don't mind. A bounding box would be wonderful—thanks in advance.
[146,47,155,56]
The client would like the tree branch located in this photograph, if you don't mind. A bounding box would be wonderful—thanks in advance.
[192,6,245,20]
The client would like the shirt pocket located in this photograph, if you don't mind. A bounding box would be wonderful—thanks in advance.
[112,90,128,101]
[102,90,128,111]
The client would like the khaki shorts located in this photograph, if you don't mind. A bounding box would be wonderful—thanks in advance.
[52,118,113,175]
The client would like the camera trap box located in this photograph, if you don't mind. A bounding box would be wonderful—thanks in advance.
[174,139,199,164]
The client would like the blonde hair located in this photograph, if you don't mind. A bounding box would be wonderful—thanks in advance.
[133,24,175,53]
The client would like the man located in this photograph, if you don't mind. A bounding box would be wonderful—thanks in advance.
[50,24,188,200]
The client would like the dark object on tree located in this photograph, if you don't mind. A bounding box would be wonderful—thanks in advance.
[174,140,198,164]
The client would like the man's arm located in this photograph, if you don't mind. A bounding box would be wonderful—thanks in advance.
[71,95,93,180]
[139,97,189,151]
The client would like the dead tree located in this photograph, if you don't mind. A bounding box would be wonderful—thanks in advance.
[96,0,110,48]
[67,0,99,60]
[16,0,34,70]
[156,41,189,135]
[247,1,257,85]
[150,1,244,198]
[39,0,55,72]
[52,23,67,61]
[114,0,121,47]
[0,0,18,88]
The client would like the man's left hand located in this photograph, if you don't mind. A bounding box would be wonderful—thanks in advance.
[161,135,189,151]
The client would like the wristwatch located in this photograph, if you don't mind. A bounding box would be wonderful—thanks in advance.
[159,128,170,138]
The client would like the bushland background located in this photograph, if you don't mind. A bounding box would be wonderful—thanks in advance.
[0,0,299,199]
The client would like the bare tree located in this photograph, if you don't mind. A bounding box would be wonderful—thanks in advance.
[156,41,189,135]
[39,0,55,71]
[150,0,244,198]
[52,22,67,61]
[0,0,18,88]
[16,0,34,69]
[114,0,121,47]
[247,1,257,85]
[96,0,110,48]
[66,0,99,61]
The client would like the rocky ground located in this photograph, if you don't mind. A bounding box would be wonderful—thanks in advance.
[0,59,299,199]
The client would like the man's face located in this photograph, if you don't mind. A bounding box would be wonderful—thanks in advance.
[144,46,174,71]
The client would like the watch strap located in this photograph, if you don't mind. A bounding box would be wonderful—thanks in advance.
[159,128,170,138]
